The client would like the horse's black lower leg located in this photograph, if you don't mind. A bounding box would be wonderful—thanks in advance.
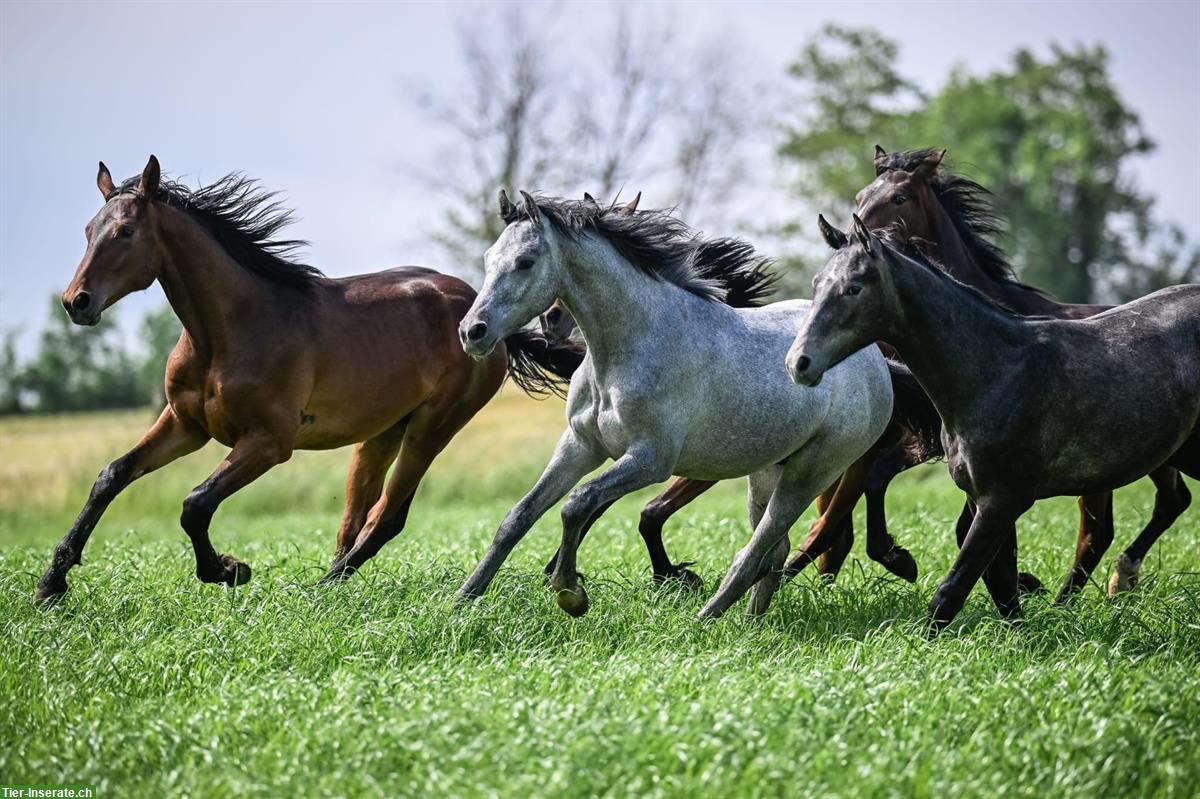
[543,499,617,578]
[1055,493,1114,602]
[1109,467,1191,596]
[862,451,919,582]
[930,496,1029,631]
[181,438,287,587]
[35,409,207,603]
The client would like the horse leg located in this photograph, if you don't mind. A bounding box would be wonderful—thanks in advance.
[784,455,872,578]
[458,430,604,600]
[180,435,292,587]
[861,444,920,582]
[35,408,209,603]
[746,468,787,616]
[929,495,1030,632]
[637,477,715,587]
[1109,466,1191,596]
[700,461,840,619]
[325,397,496,581]
[548,446,674,617]
[1055,493,1115,602]
[541,500,615,579]
[810,481,851,578]
[330,421,408,567]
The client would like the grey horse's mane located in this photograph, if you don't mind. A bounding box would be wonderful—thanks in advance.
[505,194,778,305]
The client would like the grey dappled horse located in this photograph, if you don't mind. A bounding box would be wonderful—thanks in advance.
[456,191,894,619]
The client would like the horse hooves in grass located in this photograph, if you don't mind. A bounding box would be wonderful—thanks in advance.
[1107,553,1140,597]
[879,547,918,583]
[1016,571,1046,596]
[654,562,703,591]
[201,554,252,588]
[32,577,68,606]
[555,583,590,617]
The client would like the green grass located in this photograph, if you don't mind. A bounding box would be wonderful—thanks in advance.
[1,393,1198,797]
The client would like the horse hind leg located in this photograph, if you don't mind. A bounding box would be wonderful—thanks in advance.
[1056,492,1114,603]
[321,402,471,582]
[1109,466,1191,597]
[330,421,408,567]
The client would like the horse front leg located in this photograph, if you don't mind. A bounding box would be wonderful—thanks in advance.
[928,494,1031,632]
[457,430,604,600]
[35,407,208,603]
[180,434,292,587]
[548,446,675,617]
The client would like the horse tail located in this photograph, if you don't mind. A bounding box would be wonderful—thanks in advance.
[886,360,944,462]
[502,328,585,399]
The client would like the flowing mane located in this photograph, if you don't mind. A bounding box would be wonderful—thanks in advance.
[504,194,778,305]
[112,172,323,290]
[875,226,1025,319]
[876,148,1014,283]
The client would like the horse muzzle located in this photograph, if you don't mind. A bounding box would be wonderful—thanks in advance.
[459,317,498,358]
[786,350,824,387]
[61,290,102,327]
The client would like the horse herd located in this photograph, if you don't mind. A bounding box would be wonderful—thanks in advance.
[37,148,1200,634]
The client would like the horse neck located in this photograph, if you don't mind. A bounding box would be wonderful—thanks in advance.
[925,199,1012,304]
[557,233,683,358]
[882,256,1031,425]
[154,206,271,358]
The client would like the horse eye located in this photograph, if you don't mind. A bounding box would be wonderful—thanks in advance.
[845,283,863,296]
[117,225,135,239]
[892,195,908,206]
[515,258,535,271]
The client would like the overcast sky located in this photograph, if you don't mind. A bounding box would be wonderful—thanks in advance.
[2,1,1197,354]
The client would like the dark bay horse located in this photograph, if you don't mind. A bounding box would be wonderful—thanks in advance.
[788,220,1200,630]
[35,156,579,603]
[843,146,1191,599]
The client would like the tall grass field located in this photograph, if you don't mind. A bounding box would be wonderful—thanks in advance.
[2,390,1198,797]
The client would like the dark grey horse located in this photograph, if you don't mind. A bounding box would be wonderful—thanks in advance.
[788,218,1200,631]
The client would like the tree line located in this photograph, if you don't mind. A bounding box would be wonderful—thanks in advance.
[3,19,1195,415]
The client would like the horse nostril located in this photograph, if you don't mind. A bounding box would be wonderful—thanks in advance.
[795,355,811,373]
[466,322,488,342]
[547,309,563,324]
[71,292,92,312]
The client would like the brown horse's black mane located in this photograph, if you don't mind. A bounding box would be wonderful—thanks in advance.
[504,194,779,305]
[114,173,323,290]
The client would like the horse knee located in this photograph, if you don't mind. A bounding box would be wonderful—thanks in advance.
[561,488,598,531]
[180,488,217,535]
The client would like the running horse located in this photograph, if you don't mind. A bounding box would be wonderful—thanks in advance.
[846,146,1191,599]
[788,220,1200,630]
[35,156,579,603]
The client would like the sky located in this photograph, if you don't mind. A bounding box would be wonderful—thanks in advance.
[2,1,1197,354]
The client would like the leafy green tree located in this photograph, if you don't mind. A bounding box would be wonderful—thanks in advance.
[779,26,1196,302]
[0,332,23,415]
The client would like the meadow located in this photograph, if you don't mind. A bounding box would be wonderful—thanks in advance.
[1,390,1197,797]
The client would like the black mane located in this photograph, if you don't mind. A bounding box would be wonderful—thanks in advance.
[113,173,322,290]
[875,226,1024,319]
[876,149,1013,284]
[504,195,778,305]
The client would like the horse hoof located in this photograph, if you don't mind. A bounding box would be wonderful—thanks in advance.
[555,583,590,617]
[33,578,67,606]
[881,548,919,583]
[1108,554,1140,597]
[655,563,703,591]
[205,555,252,587]
[1017,572,1046,596]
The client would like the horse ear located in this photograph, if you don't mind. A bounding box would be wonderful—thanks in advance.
[621,191,641,215]
[498,189,514,219]
[519,190,541,228]
[915,149,946,176]
[97,161,115,199]
[138,155,160,196]
[873,144,888,175]
[852,214,874,255]
[583,192,596,205]
[817,214,848,250]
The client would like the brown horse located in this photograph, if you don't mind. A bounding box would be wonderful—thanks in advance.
[35,156,579,603]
